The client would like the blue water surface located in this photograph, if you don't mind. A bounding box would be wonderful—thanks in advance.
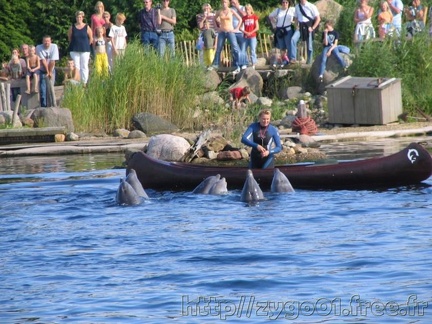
[0,141,431,323]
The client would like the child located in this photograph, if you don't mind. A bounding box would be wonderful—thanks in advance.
[109,13,127,60]
[377,1,393,39]
[202,20,217,69]
[64,58,81,86]
[25,45,40,94]
[0,63,9,81]
[242,4,259,69]
[318,20,347,83]
[93,26,110,77]
[229,86,251,109]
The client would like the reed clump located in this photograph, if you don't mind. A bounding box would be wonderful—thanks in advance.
[63,42,206,133]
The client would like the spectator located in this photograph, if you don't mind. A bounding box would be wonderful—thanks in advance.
[8,48,26,102]
[103,11,114,70]
[93,26,110,77]
[158,0,176,57]
[36,35,59,107]
[68,11,93,85]
[291,0,320,64]
[202,20,217,68]
[196,3,217,65]
[387,0,403,36]
[269,0,295,67]
[20,44,30,62]
[139,0,159,51]
[377,1,394,39]
[25,45,40,94]
[405,0,425,39]
[318,20,347,83]
[231,0,247,70]
[210,0,243,73]
[91,1,106,39]
[64,58,81,86]
[241,4,259,69]
[110,13,128,61]
[354,0,375,42]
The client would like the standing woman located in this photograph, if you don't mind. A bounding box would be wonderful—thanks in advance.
[269,0,295,66]
[241,109,282,169]
[158,0,177,57]
[68,11,93,85]
[211,0,243,73]
[91,1,106,38]
[241,4,259,69]
[353,0,375,42]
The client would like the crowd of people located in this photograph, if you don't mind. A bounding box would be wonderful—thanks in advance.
[1,0,431,109]
[0,1,128,107]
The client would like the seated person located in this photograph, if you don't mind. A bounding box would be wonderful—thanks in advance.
[318,20,347,82]
[64,58,81,86]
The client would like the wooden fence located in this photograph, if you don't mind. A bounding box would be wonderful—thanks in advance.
[177,33,274,67]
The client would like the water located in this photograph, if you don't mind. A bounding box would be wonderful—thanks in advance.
[1,140,431,323]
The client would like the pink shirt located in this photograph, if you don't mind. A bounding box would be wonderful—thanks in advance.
[91,14,105,35]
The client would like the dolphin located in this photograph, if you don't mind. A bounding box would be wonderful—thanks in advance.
[116,179,142,206]
[192,174,221,194]
[208,177,228,195]
[241,170,265,202]
[271,168,295,193]
[126,169,149,199]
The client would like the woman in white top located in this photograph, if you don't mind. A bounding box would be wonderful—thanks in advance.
[269,0,295,67]
[354,0,375,42]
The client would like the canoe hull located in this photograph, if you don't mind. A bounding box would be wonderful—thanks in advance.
[126,143,432,191]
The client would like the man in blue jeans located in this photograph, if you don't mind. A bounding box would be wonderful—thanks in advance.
[290,0,320,64]
[36,35,59,107]
[139,0,159,51]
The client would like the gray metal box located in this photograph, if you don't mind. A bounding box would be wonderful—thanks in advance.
[326,76,402,125]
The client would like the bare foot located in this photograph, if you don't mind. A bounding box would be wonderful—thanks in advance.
[25,90,31,94]
[34,89,39,93]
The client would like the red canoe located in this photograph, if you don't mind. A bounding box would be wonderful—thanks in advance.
[126,142,432,191]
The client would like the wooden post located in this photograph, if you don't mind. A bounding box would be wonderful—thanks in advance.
[12,94,21,127]
[5,83,11,111]
[0,83,5,112]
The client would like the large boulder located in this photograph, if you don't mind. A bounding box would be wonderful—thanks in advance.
[146,134,191,161]
[204,70,222,91]
[310,52,352,90]
[232,67,264,96]
[132,112,179,135]
[315,0,343,24]
[31,107,74,132]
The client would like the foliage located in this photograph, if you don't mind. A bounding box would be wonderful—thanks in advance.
[62,42,205,133]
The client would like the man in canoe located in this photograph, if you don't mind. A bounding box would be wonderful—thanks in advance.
[241,109,282,168]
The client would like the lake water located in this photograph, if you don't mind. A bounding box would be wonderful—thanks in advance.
[1,138,431,323]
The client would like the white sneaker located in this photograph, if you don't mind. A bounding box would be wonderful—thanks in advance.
[207,66,214,71]
[252,65,256,69]
[233,67,241,74]
[241,65,247,70]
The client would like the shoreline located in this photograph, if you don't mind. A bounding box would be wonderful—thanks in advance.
[0,123,431,157]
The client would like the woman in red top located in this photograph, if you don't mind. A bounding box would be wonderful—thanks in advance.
[241,4,259,68]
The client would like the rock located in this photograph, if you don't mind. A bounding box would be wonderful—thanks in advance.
[132,112,179,135]
[199,91,225,107]
[315,0,343,23]
[146,134,191,161]
[128,130,146,139]
[231,67,264,96]
[299,134,320,148]
[66,132,80,141]
[204,70,222,91]
[0,111,13,125]
[31,107,74,132]
[113,128,130,138]
[206,136,229,152]
[55,134,66,142]
[280,114,297,128]
[256,97,273,107]
[217,150,243,160]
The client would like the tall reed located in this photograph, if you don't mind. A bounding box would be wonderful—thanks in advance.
[63,42,206,133]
